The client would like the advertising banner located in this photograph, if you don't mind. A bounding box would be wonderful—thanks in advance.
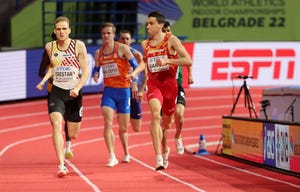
[221,117,233,155]
[289,125,300,172]
[2,41,300,102]
[0,50,26,102]
[138,0,300,41]
[190,42,300,88]
[223,116,300,174]
[231,119,263,163]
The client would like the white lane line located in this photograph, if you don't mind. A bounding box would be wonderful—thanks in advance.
[0,131,206,192]
[0,105,103,121]
[2,131,299,191]
[72,138,206,192]
[128,142,206,192]
[0,112,237,134]
[0,94,102,109]
[186,142,300,189]
[0,134,102,192]
[65,159,102,192]
[0,125,220,155]
[0,89,264,191]
[0,103,242,121]
[0,134,51,157]
[195,154,300,189]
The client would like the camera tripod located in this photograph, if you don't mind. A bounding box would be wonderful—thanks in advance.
[260,100,270,120]
[285,99,296,122]
[230,77,258,118]
[215,76,258,155]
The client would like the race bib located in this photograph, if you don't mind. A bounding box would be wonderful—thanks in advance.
[148,55,169,73]
[54,66,75,81]
[102,63,119,78]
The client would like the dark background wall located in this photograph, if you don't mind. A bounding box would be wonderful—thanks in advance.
[0,0,35,47]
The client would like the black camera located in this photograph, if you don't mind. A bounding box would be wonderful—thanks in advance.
[260,100,270,108]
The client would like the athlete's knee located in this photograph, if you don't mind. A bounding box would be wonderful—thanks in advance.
[50,119,62,130]
[175,112,184,122]
[67,128,79,139]
[67,122,81,139]
[118,121,128,133]
[132,125,141,132]
[52,126,62,136]
[119,128,127,134]
[131,119,141,132]
[51,122,62,133]
[134,126,141,132]
[151,112,161,122]
[161,115,174,129]
[103,125,113,134]
[69,134,78,140]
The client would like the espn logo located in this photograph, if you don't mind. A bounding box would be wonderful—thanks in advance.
[211,49,296,80]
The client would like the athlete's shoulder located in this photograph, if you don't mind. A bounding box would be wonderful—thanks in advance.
[168,34,180,42]
[74,39,86,47]
[45,41,53,48]
[94,48,100,54]
[118,41,127,49]
[118,42,132,56]
[94,48,100,58]
[45,41,54,54]
[141,39,149,49]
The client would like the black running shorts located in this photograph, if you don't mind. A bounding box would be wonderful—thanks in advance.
[48,85,83,122]
[176,84,186,107]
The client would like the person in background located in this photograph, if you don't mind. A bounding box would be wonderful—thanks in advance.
[36,16,90,177]
[38,32,74,159]
[117,29,147,163]
[162,21,194,155]
[92,22,144,167]
[141,11,192,170]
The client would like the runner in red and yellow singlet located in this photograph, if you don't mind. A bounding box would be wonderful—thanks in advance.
[141,11,192,170]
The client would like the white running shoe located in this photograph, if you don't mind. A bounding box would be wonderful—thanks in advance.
[106,157,119,167]
[163,147,170,169]
[155,155,164,171]
[122,154,130,163]
[57,164,69,178]
[175,138,184,155]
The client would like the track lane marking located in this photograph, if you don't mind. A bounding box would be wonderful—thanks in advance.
[186,142,300,189]
[2,127,299,191]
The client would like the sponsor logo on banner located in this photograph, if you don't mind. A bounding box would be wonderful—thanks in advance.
[211,49,295,80]
[263,123,276,167]
[289,125,300,172]
[191,42,300,88]
[275,124,290,171]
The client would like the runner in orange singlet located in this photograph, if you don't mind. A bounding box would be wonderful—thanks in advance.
[93,22,144,167]
[118,29,147,163]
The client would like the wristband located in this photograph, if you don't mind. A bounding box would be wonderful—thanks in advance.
[129,57,138,70]
[133,77,138,83]
[92,66,100,76]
